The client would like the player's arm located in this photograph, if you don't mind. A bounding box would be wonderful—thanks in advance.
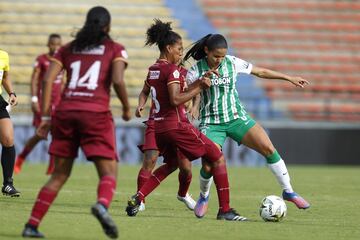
[251,66,309,88]
[1,71,17,106]
[41,61,62,117]
[112,60,131,121]
[189,94,200,120]
[30,67,41,113]
[36,61,62,139]
[168,75,211,107]
[135,81,150,118]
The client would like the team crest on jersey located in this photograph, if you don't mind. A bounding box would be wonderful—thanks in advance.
[173,70,180,79]
[149,70,160,79]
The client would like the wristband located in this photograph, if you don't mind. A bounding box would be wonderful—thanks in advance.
[41,116,51,121]
[9,92,16,97]
[31,96,39,103]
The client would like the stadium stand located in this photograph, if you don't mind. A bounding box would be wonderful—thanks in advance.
[0,0,191,116]
[197,0,360,122]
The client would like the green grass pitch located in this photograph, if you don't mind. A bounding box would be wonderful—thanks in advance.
[1,164,359,240]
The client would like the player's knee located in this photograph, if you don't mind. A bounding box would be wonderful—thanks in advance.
[142,157,157,170]
[261,144,276,157]
[179,165,191,175]
[52,170,71,183]
[0,137,14,147]
[207,155,225,168]
[46,173,70,191]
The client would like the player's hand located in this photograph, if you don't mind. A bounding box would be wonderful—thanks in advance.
[199,69,218,89]
[135,106,144,118]
[122,108,131,121]
[36,120,51,139]
[199,76,211,89]
[31,102,40,114]
[189,107,199,121]
[8,94,17,106]
[289,76,309,88]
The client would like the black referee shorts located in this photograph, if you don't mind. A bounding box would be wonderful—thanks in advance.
[0,95,10,119]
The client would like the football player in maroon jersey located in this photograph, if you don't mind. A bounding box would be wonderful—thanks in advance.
[126,19,247,222]
[15,33,64,175]
[22,6,130,238]
[135,64,196,212]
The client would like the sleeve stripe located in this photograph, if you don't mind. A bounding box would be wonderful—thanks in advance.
[112,57,128,64]
[167,80,180,85]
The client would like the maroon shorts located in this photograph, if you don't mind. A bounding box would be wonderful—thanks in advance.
[156,122,222,165]
[138,119,158,153]
[49,111,117,161]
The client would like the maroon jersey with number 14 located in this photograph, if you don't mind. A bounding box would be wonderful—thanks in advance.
[53,39,128,112]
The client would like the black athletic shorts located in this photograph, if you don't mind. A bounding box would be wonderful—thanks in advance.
[0,95,10,119]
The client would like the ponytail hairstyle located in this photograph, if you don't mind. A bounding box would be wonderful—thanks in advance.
[71,6,111,52]
[184,34,228,61]
[145,19,181,52]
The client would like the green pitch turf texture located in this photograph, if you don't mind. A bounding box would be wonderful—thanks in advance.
[1,164,359,240]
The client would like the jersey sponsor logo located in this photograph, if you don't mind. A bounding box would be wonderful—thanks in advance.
[74,45,105,55]
[149,70,160,80]
[173,70,180,79]
[211,77,231,85]
[65,91,94,97]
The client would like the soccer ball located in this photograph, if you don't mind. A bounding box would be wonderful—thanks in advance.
[259,195,287,222]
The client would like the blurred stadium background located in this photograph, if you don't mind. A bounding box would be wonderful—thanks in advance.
[1,0,359,165]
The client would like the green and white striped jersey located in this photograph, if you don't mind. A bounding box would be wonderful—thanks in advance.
[186,55,252,124]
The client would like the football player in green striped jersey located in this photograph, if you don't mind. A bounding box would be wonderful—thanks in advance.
[184,34,310,217]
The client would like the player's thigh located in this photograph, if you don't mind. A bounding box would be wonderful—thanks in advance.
[226,116,256,143]
[241,123,275,156]
[50,112,79,159]
[141,120,158,152]
[199,123,227,148]
[177,151,192,172]
[45,157,75,190]
[53,157,75,176]
[93,158,118,178]
[0,117,14,146]
[79,112,117,160]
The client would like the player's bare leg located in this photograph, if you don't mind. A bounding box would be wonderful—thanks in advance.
[15,134,42,174]
[23,157,74,238]
[242,123,310,209]
[92,158,118,239]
